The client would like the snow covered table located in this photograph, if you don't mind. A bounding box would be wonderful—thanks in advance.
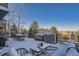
[14,34,25,41]
[30,43,48,55]
[30,45,58,56]
[30,42,50,52]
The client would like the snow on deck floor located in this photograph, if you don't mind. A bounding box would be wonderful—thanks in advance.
[6,38,53,51]
[5,37,69,56]
[0,37,78,56]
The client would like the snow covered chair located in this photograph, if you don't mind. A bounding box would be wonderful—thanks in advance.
[44,46,58,56]
[16,48,28,56]
[75,44,79,52]
[1,47,18,56]
[30,48,39,56]
[66,47,79,56]
[66,40,79,56]
[46,46,58,51]
[2,53,8,56]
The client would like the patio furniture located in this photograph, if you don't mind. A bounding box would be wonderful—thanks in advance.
[30,48,47,56]
[75,43,79,52]
[16,48,28,56]
[46,46,58,51]
[2,53,8,56]
[30,48,39,56]
[30,46,57,56]
[0,48,9,56]
[14,34,25,41]
[1,47,18,56]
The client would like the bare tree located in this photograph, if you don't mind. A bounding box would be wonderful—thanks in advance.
[8,4,27,35]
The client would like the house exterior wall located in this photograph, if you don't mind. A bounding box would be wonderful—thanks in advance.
[0,3,8,8]
[0,3,9,19]
[0,3,8,36]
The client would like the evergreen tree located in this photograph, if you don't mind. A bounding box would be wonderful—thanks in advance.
[51,26,58,33]
[28,21,38,38]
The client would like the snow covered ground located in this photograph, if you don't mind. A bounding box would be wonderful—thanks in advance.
[5,37,68,56]
[6,38,53,51]
[0,37,79,56]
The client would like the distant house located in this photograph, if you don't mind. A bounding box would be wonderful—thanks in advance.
[34,32,58,44]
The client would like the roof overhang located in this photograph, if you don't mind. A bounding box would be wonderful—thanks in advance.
[0,5,9,19]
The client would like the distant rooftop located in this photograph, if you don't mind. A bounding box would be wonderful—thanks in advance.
[35,32,56,36]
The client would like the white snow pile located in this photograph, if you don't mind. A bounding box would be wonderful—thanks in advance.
[51,43,68,56]
[66,40,79,56]
[66,48,79,56]
[0,47,18,56]
[7,47,18,56]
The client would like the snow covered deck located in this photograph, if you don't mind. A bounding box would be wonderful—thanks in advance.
[6,38,54,51]
[0,37,79,56]
[5,37,68,56]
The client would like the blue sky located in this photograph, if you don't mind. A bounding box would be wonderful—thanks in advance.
[5,3,79,31]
